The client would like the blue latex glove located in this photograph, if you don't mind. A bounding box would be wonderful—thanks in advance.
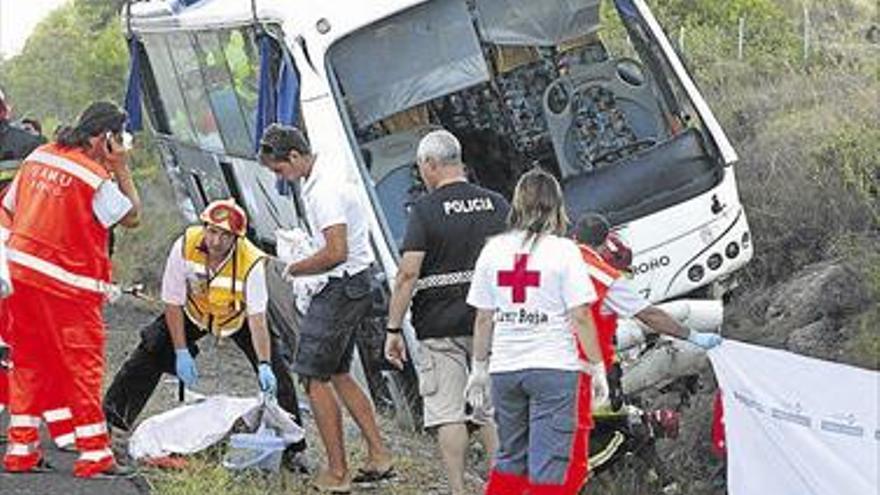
[688,331,723,350]
[174,349,198,387]
[258,363,277,395]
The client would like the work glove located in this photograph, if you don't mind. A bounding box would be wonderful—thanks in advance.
[174,348,198,388]
[258,362,277,396]
[582,361,610,410]
[687,330,723,350]
[463,359,490,412]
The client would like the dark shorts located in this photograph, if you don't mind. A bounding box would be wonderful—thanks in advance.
[293,269,372,381]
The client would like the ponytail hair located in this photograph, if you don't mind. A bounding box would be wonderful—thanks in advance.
[56,101,127,150]
[55,125,92,148]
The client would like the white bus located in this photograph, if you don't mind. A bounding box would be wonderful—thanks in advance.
[125,0,752,425]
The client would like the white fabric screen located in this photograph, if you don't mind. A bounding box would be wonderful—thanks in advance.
[709,341,879,495]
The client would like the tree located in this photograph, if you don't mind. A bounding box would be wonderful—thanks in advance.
[74,0,128,29]
[0,3,128,130]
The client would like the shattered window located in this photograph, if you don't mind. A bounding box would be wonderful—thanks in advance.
[141,28,262,157]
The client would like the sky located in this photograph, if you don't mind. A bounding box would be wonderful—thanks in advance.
[0,0,70,58]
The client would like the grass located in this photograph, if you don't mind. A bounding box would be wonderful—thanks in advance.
[142,411,487,495]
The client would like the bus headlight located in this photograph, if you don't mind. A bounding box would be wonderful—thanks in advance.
[688,264,705,282]
[707,253,723,271]
[316,18,331,34]
[725,242,740,259]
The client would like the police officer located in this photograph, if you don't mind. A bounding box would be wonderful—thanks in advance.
[384,129,510,495]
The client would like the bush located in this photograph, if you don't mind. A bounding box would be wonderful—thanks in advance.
[704,60,879,287]
[112,170,186,291]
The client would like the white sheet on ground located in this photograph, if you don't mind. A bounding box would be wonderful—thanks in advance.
[129,395,304,460]
[708,340,879,495]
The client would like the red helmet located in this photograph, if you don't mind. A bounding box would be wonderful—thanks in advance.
[599,232,632,271]
[200,199,247,237]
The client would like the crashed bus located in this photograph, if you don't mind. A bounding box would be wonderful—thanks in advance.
[124,0,752,484]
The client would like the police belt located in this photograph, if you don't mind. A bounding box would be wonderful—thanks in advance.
[414,270,473,293]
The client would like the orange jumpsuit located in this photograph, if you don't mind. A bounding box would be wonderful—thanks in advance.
[578,245,621,370]
[3,144,118,477]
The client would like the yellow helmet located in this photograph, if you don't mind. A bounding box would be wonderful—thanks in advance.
[200,198,248,237]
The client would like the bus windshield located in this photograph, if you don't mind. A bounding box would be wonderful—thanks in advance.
[328,0,722,240]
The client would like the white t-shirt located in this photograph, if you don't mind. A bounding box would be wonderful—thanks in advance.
[467,231,597,373]
[2,174,132,229]
[301,161,374,278]
[161,236,268,316]
[604,278,651,318]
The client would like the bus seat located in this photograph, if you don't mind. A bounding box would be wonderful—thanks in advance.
[380,105,431,134]
[544,57,669,179]
[375,164,417,248]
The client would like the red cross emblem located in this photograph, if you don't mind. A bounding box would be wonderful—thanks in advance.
[497,254,541,303]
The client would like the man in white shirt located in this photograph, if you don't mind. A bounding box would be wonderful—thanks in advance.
[258,124,392,492]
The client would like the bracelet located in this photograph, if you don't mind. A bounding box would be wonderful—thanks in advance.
[385,327,403,334]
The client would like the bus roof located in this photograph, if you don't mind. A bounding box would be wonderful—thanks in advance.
[126,0,427,41]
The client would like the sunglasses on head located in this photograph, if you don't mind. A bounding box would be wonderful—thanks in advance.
[259,142,290,161]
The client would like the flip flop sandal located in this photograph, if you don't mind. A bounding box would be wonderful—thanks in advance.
[310,478,352,493]
[91,463,137,479]
[352,465,395,483]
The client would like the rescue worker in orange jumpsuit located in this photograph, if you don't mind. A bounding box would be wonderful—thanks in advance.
[0,84,41,426]
[2,101,141,477]
[572,213,722,407]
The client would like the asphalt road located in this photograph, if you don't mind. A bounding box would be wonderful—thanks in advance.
[0,445,149,495]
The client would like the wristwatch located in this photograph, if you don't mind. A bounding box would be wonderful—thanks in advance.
[385,326,403,334]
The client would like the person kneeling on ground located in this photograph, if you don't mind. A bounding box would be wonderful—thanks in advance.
[103,198,307,468]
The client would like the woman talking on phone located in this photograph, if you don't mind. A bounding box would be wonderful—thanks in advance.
[1,101,141,478]
[464,168,608,495]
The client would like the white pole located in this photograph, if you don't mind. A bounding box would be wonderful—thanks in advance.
[803,3,810,64]
[678,25,686,54]
[738,17,745,60]
[0,0,4,61]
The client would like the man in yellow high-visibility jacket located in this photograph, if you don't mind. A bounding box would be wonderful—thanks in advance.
[103,198,307,464]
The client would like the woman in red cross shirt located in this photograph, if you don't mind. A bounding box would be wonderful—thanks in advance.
[464,169,609,495]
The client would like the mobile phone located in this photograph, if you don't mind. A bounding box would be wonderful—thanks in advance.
[104,132,114,153]
[121,131,133,151]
